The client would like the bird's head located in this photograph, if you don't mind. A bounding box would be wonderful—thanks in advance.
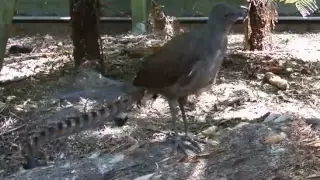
[208,3,244,26]
[103,94,131,127]
[113,112,129,127]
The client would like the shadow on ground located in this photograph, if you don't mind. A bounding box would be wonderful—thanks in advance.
[3,119,316,180]
[1,68,319,180]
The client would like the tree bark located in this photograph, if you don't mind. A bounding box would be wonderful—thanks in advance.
[0,0,17,72]
[245,0,274,51]
[70,0,105,75]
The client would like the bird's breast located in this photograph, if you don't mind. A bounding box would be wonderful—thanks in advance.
[176,58,219,96]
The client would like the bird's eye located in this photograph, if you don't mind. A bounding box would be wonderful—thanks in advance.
[224,12,235,18]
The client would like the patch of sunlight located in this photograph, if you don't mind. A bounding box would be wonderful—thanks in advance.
[0,116,18,130]
[96,153,125,174]
[92,124,137,138]
[186,158,208,180]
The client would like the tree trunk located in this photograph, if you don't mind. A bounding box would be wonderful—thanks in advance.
[70,0,105,75]
[244,0,274,51]
[0,0,17,72]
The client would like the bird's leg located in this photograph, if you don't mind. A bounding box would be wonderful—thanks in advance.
[177,97,189,137]
[168,99,179,136]
[178,98,206,149]
[21,142,48,169]
[168,99,203,155]
[21,143,40,169]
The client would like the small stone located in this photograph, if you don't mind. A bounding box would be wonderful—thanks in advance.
[233,122,250,129]
[280,125,290,133]
[264,113,280,122]
[305,118,320,127]
[200,125,218,137]
[273,115,290,123]
[270,147,288,155]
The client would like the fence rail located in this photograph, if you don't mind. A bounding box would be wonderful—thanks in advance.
[12,16,320,24]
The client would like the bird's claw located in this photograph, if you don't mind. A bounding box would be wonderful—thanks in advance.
[22,156,48,170]
[172,135,206,156]
[22,152,47,170]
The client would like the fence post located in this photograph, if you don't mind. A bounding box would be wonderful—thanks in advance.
[0,0,17,72]
[131,0,147,34]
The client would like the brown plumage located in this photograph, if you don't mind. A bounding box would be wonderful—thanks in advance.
[134,32,203,90]
[21,3,242,169]
[133,3,242,154]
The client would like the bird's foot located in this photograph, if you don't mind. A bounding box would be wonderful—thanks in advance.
[172,134,206,156]
[22,151,47,170]
[22,156,47,170]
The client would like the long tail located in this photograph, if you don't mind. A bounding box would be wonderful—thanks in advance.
[22,83,145,169]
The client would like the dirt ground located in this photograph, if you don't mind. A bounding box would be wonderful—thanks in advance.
[0,32,320,179]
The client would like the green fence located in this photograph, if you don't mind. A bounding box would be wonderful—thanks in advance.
[15,0,318,17]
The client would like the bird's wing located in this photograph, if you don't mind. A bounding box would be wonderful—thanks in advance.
[133,32,205,89]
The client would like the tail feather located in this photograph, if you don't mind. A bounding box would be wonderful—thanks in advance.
[22,83,146,169]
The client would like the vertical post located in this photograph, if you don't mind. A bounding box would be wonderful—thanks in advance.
[131,0,147,34]
[0,0,17,72]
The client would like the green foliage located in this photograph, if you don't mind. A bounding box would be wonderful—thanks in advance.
[278,0,318,16]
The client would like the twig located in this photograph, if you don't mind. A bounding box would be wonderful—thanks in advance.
[9,111,23,120]
[0,124,26,136]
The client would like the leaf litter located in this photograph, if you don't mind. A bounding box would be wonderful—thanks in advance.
[0,32,320,179]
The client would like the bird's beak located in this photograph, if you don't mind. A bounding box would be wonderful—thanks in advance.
[229,6,246,23]
[232,9,245,23]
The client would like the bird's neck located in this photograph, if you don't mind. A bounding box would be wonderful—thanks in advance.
[207,20,231,36]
